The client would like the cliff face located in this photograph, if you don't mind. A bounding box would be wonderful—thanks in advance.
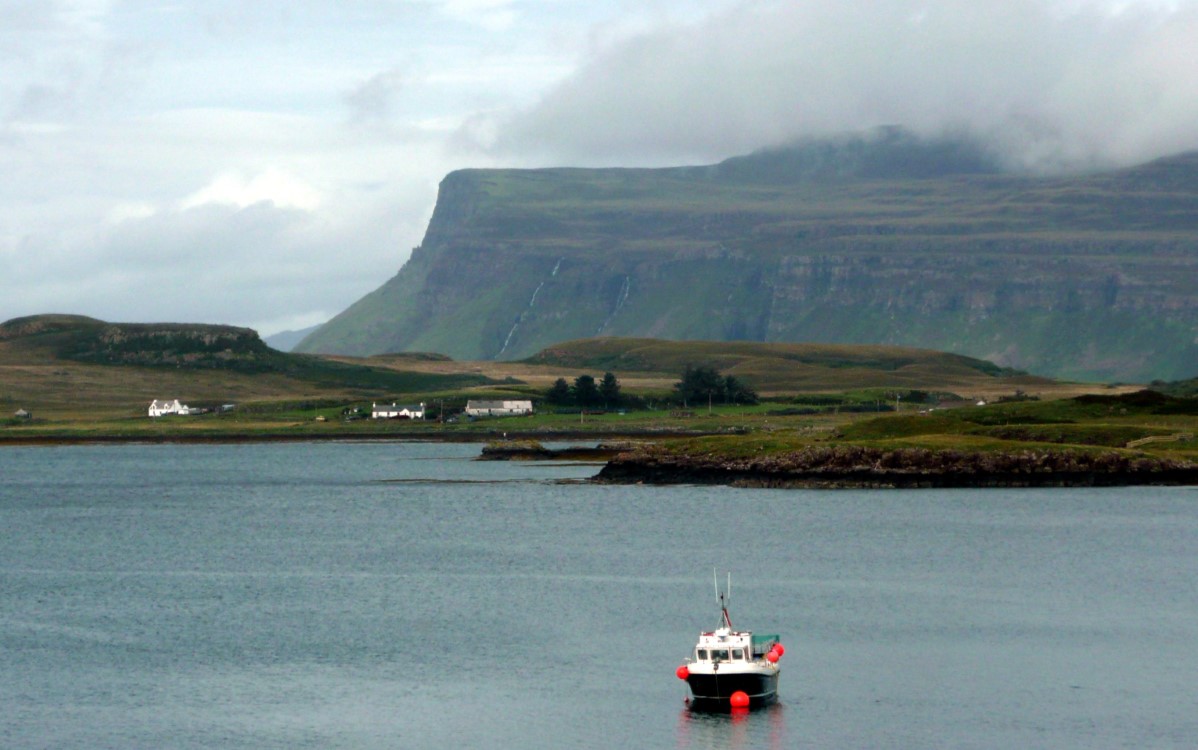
[298,133,1198,381]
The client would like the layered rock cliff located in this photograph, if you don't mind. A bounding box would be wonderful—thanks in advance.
[297,132,1198,381]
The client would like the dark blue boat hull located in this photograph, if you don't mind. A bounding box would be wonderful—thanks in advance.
[686,671,778,708]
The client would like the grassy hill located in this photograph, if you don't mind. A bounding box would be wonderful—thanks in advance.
[520,337,1031,393]
[0,315,494,420]
[2,313,1111,433]
[297,130,1198,382]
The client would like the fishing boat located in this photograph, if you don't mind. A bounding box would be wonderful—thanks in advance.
[675,573,783,709]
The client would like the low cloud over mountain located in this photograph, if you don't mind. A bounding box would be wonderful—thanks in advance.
[490,0,1198,172]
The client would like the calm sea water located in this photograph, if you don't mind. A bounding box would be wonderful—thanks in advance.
[2,441,1197,749]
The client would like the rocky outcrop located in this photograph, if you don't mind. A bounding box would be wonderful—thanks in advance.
[65,323,271,368]
[595,444,1198,488]
[1,315,273,369]
[480,440,644,461]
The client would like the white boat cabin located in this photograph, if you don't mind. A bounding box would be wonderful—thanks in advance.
[693,628,779,664]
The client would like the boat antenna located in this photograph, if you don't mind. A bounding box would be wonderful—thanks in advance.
[714,569,733,630]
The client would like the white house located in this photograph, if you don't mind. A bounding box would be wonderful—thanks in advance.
[464,399,534,417]
[148,399,191,417]
[372,402,426,419]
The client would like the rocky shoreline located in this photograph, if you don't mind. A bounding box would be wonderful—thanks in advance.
[594,444,1198,488]
[478,439,643,461]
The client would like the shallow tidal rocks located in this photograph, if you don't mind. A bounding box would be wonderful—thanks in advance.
[594,444,1198,488]
[479,440,643,461]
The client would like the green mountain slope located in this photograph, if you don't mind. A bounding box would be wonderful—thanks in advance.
[297,130,1198,382]
[0,314,493,394]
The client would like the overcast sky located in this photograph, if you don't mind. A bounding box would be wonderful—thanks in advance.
[3,0,1197,337]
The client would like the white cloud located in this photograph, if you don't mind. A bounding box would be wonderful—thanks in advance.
[0,105,455,334]
[181,170,324,211]
[489,0,1198,170]
[106,202,156,224]
[343,69,407,124]
[437,0,520,31]
[3,0,1198,337]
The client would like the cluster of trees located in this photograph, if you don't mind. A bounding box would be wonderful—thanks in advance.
[673,365,759,406]
[546,372,623,408]
[543,365,759,409]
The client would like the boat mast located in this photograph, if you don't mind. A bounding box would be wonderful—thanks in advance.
[714,569,733,630]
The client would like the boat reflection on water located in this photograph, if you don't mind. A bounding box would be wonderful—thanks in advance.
[675,701,787,750]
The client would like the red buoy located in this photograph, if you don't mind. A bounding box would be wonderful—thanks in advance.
[729,691,750,709]
[676,664,689,680]
[773,643,785,656]
[766,650,780,663]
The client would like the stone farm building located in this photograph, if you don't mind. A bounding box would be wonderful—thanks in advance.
[464,400,534,417]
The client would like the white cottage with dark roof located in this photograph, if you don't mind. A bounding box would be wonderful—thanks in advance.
[148,399,191,417]
[372,402,426,419]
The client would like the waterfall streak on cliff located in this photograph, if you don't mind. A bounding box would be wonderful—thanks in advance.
[498,259,561,356]
[597,276,632,334]
[497,277,548,357]
[528,280,545,308]
[498,322,519,357]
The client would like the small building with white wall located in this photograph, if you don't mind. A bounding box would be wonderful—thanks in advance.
[464,399,534,417]
[148,399,191,417]
[372,402,426,419]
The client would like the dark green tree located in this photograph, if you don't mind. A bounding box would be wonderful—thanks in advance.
[599,371,621,407]
[674,365,725,406]
[723,375,759,405]
[572,374,600,407]
[546,377,572,405]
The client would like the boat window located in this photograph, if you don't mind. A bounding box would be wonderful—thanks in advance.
[732,649,743,660]
[712,649,730,662]
[696,649,708,661]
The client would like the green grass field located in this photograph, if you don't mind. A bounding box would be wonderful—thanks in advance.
[0,315,1168,448]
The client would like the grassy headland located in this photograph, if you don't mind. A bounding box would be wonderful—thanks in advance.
[9,314,1198,489]
[596,391,1198,487]
[4,319,1109,440]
